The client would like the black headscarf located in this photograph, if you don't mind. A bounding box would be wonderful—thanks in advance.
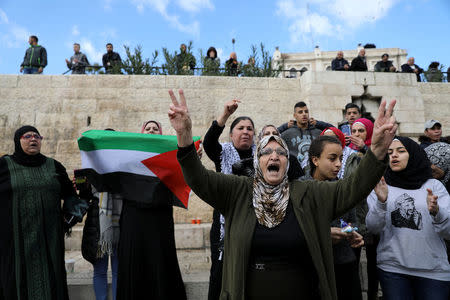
[384,136,432,190]
[11,125,46,167]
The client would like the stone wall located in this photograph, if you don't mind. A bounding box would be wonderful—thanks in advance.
[0,73,448,223]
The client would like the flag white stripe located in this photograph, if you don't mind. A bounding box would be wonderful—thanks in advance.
[80,149,158,177]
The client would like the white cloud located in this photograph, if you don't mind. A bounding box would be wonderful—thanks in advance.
[129,0,202,36]
[81,38,104,63]
[0,10,31,48]
[277,0,398,44]
[103,0,114,11]
[176,0,214,13]
[0,9,9,24]
[72,25,80,36]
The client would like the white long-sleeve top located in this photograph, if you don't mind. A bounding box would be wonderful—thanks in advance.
[366,179,450,281]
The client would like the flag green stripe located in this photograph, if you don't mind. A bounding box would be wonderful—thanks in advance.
[78,130,200,153]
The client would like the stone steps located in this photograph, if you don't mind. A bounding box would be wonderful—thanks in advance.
[65,223,212,251]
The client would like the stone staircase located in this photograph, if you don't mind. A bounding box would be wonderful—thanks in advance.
[65,223,212,300]
[65,223,378,299]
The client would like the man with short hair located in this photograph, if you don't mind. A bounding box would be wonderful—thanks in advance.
[338,103,362,144]
[350,49,368,71]
[20,35,47,74]
[65,43,90,74]
[419,120,445,149]
[176,43,196,75]
[331,51,350,71]
[280,102,322,165]
[102,43,122,74]
[401,57,424,82]
[374,53,396,72]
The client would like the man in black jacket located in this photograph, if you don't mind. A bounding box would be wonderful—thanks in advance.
[401,57,424,82]
[20,35,47,74]
[374,53,396,72]
[350,49,368,71]
[331,51,350,71]
[102,43,122,74]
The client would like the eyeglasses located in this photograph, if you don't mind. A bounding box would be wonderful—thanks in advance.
[20,134,43,140]
[260,147,288,157]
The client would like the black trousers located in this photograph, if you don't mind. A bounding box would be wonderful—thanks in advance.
[335,261,362,300]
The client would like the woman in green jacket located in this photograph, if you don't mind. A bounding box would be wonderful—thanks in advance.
[169,89,397,300]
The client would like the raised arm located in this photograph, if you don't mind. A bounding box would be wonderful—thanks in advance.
[169,89,248,214]
[314,100,398,221]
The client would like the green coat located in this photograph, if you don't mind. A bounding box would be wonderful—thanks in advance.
[178,145,387,300]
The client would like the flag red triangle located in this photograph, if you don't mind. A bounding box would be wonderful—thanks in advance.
[141,140,201,209]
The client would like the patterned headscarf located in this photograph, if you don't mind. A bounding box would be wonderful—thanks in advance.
[141,120,162,134]
[425,142,450,185]
[349,118,374,150]
[252,135,290,228]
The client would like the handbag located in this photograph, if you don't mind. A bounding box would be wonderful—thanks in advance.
[81,197,100,264]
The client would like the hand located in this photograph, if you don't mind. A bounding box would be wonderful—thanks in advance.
[374,177,388,203]
[73,59,79,63]
[288,120,295,128]
[309,117,317,127]
[197,142,203,159]
[344,134,351,145]
[38,67,43,73]
[390,66,396,72]
[330,227,349,245]
[348,231,364,248]
[344,64,349,70]
[217,99,241,126]
[431,164,445,179]
[349,135,365,150]
[168,89,193,147]
[20,67,24,73]
[414,69,419,74]
[65,59,70,64]
[427,188,439,216]
[370,99,398,160]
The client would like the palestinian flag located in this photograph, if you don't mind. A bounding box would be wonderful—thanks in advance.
[77,130,201,209]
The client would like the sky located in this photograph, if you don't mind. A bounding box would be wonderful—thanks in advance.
[0,0,449,75]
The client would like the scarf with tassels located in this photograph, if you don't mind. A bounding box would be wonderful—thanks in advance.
[252,135,290,228]
[97,190,123,257]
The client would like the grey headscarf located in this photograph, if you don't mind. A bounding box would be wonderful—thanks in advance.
[252,135,290,228]
[425,142,450,184]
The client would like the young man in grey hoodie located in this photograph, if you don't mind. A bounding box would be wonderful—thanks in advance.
[20,35,47,74]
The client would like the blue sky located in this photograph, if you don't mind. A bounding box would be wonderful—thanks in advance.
[0,0,449,75]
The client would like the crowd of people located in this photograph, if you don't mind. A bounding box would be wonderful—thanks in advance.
[1,83,449,300]
[18,35,449,81]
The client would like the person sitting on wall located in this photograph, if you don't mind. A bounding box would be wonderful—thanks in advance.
[374,53,396,72]
[401,57,424,82]
[331,51,350,71]
[350,49,368,71]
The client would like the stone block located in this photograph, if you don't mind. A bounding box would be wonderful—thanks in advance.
[167,76,202,89]
[133,88,169,102]
[199,76,235,88]
[97,75,130,88]
[354,72,375,85]
[0,75,18,88]
[67,75,98,88]
[235,77,269,89]
[62,99,96,113]
[398,122,424,135]
[174,224,205,249]
[314,71,355,84]
[129,75,166,88]
[51,75,69,88]
[267,77,301,90]
[300,71,315,84]
[17,75,52,88]
[57,140,81,154]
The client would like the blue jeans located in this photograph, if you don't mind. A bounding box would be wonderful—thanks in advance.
[93,252,118,300]
[23,67,39,74]
[378,268,450,300]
